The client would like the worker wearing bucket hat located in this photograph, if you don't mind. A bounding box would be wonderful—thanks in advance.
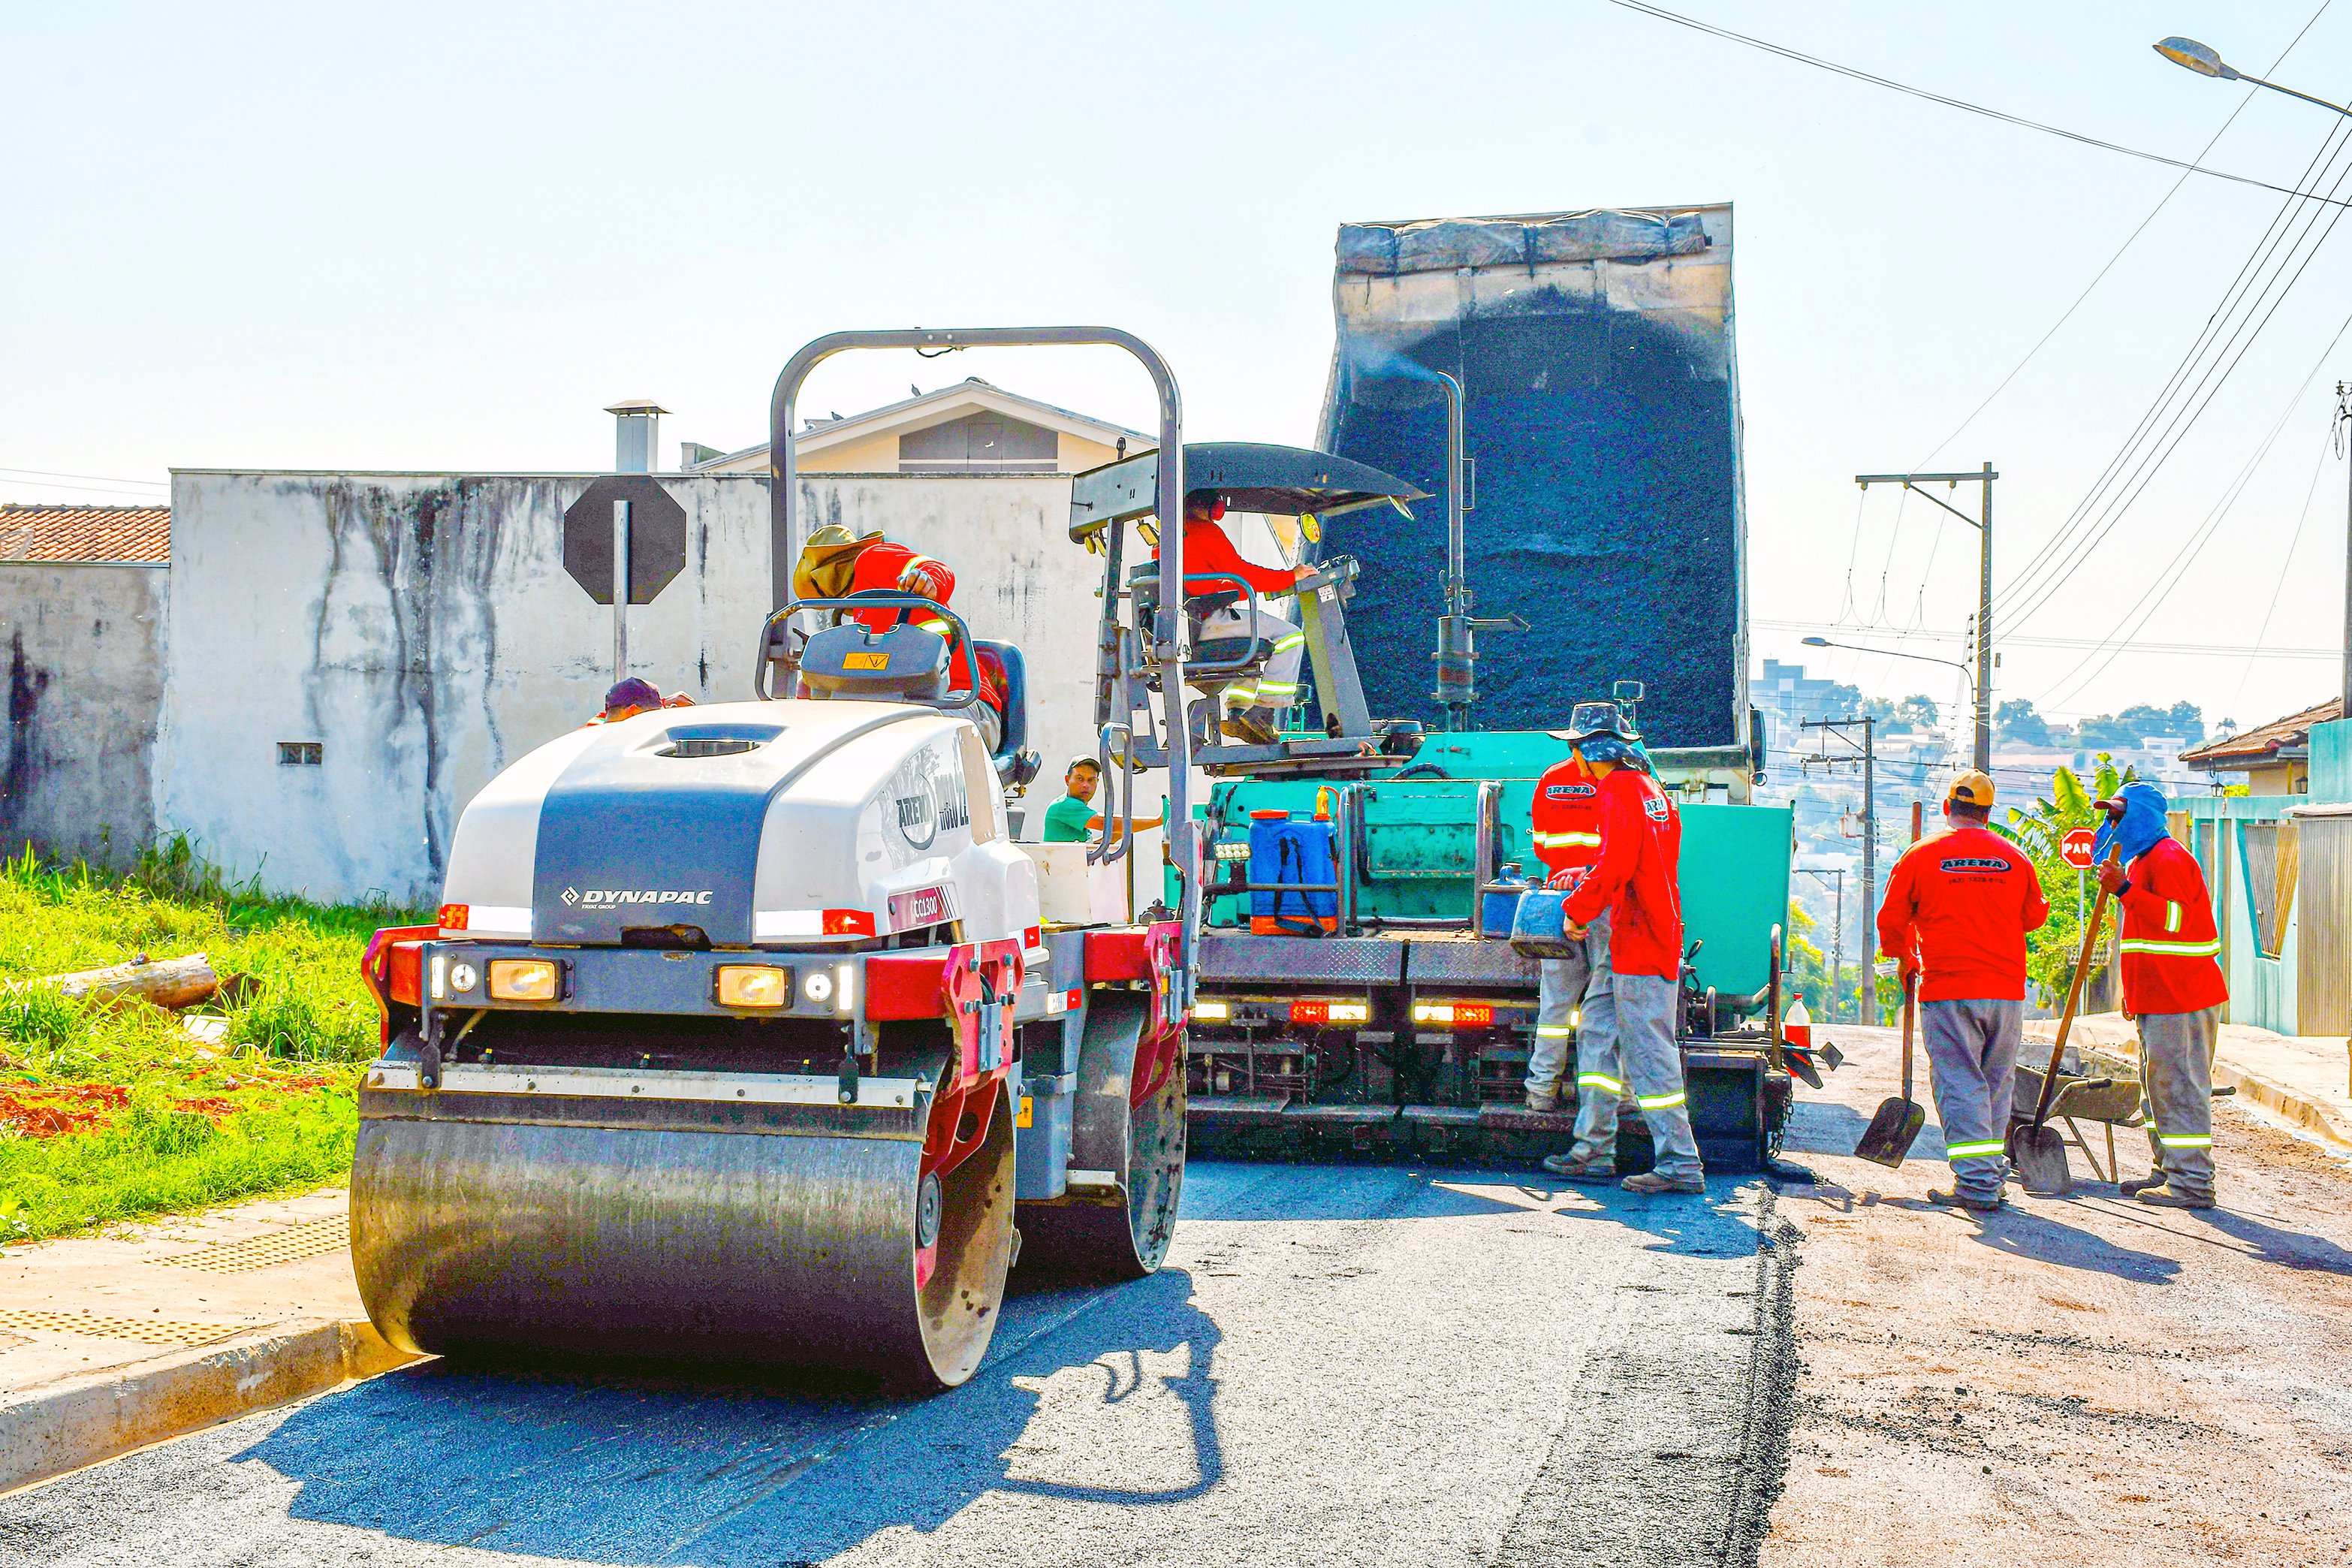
[1545,707,1706,1194]
[792,525,1003,750]
[1875,770,2050,1212]
[2092,780,2228,1208]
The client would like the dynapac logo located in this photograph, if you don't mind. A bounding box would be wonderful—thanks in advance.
[561,887,716,909]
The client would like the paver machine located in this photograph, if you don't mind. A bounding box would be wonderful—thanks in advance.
[1069,371,1839,1172]
[348,327,1434,1390]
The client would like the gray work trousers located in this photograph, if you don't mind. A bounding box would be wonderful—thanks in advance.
[1202,604,1304,718]
[1529,908,1610,1099]
[1920,998,2022,1200]
[2138,1007,2220,1199]
[1574,966,1704,1181]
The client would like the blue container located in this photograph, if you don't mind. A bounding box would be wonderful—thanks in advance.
[1247,810,1337,935]
[1509,885,1581,959]
[1479,863,1529,939]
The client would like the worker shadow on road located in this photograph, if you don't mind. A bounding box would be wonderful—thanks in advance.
[1958,1205,2183,1284]
[2155,1205,2352,1277]
[235,1267,1224,1565]
[1781,1101,1946,1162]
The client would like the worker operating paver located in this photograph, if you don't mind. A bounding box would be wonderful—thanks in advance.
[1548,714,1705,1195]
[2093,780,2231,1209]
[1152,491,1310,744]
[1875,772,2051,1212]
[1524,736,1604,1113]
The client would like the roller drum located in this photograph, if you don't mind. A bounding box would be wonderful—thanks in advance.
[352,1086,1015,1390]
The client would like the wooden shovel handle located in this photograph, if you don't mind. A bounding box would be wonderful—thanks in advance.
[2032,852,2116,1132]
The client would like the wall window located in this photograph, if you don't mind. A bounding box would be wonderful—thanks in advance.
[277,741,322,766]
[899,413,1058,473]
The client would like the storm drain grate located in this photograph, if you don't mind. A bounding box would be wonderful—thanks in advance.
[0,1309,238,1345]
[164,1214,351,1274]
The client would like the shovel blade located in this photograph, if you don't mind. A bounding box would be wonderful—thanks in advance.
[1853,1096,1926,1168]
[2008,1123,2072,1195]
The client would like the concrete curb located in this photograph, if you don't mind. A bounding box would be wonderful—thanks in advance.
[0,1319,415,1495]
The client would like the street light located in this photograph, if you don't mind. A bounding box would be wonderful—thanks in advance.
[1802,635,1980,752]
[2156,35,2352,721]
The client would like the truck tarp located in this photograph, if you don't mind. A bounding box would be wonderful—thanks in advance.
[1313,205,1747,747]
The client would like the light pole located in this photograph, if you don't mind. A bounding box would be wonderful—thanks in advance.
[1802,635,1981,759]
[2158,38,2352,719]
[1856,465,1996,770]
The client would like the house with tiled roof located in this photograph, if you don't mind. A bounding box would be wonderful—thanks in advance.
[2179,698,2339,795]
[0,505,170,562]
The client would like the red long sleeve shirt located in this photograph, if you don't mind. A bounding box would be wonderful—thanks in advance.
[1153,520,1297,599]
[1875,827,2049,1003]
[843,543,1000,711]
[1530,756,1603,878]
[2114,837,2228,1016]
[1563,767,1683,979]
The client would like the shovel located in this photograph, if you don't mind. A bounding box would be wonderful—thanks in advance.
[1855,973,1925,1167]
[2009,858,2116,1196]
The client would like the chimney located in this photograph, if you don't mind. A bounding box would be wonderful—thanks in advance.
[605,400,671,472]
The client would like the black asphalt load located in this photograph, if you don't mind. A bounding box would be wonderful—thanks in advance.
[0,1164,1802,1567]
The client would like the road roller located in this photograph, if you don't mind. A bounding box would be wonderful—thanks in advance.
[351,327,1221,1390]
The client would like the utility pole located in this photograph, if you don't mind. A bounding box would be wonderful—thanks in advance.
[2338,383,2352,720]
[1855,464,1998,771]
[1802,714,1877,1024]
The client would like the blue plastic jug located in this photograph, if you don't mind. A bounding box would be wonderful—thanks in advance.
[1479,863,1529,939]
[1509,885,1581,959]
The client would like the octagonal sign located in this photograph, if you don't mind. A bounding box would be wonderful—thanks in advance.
[564,475,686,605]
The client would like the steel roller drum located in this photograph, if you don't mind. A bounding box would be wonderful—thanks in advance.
[352,1084,1015,1389]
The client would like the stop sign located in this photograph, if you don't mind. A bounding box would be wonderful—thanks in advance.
[2061,826,2098,870]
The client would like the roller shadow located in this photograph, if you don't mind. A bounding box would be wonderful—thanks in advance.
[235,1267,1223,1565]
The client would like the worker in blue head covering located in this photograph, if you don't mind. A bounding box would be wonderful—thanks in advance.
[2090,779,2230,1208]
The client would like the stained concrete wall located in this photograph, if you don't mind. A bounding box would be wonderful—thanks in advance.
[0,562,167,866]
[156,469,1249,906]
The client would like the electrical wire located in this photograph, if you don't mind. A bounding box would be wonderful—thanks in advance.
[1756,617,2333,659]
[2225,417,2338,716]
[1598,0,2352,210]
[0,466,166,487]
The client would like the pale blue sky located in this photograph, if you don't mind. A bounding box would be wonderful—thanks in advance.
[8,1,2350,737]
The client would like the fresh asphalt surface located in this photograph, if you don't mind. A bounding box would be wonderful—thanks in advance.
[0,1159,1798,1568]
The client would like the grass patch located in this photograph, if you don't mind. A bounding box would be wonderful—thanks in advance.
[0,840,421,1244]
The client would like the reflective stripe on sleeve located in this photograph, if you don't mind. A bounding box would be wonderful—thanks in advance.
[1946,1138,2008,1159]
[2164,901,2182,933]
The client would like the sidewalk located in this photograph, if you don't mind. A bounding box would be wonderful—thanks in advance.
[2023,1011,2352,1151]
[0,1186,407,1492]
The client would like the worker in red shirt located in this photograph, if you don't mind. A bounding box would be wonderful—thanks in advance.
[1875,771,2051,1212]
[1545,716,1704,1195]
[2093,781,2230,1209]
[1153,493,1311,745]
[793,525,1003,750]
[1524,715,1608,1111]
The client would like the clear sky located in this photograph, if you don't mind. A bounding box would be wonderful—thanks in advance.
[8,1,2350,740]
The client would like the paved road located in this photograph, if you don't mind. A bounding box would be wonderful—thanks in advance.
[0,1159,1796,1568]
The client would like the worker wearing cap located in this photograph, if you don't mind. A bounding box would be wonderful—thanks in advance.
[1524,735,1606,1113]
[1153,492,1312,745]
[794,524,1003,749]
[2093,781,2229,1209]
[1546,719,1705,1195]
[587,678,694,725]
[1875,771,2051,1213]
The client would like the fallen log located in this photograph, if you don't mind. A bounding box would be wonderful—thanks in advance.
[29,953,220,1011]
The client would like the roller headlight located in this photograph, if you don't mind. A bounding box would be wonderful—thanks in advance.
[802,969,834,1006]
[716,965,791,1008]
[487,959,562,1002]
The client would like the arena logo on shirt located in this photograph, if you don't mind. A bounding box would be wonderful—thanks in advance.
[1544,783,1596,801]
[1642,798,1669,822]
[1940,856,2011,875]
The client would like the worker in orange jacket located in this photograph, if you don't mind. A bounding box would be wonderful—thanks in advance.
[1524,741,1604,1111]
[1876,771,2050,1212]
[794,525,1003,750]
[1153,493,1311,745]
[2094,782,2230,1209]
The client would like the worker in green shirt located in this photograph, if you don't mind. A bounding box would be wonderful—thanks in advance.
[1040,757,1163,843]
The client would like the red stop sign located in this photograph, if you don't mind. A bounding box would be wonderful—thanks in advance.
[2061,826,2098,870]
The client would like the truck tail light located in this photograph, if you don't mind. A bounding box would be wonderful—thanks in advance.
[1413,1002,1494,1027]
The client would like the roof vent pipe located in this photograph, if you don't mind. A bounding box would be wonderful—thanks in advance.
[605,400,670,472]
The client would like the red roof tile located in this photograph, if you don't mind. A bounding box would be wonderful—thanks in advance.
[0,505,170,562]
[2177,697,2341,768]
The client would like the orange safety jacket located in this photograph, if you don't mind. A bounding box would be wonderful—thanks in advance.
[843,543,1000,712]
[2113,837,2229,1016]
[1530,755,1603,879]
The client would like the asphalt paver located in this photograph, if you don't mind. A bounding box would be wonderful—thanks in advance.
[0,1159,1797,1566]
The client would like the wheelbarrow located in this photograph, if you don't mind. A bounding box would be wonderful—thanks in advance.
[2010,1054,2146,1184]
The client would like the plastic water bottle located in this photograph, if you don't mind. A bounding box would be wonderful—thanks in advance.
[1783,994,1812,1051]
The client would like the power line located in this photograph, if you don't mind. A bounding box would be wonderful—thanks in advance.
[1756,617,2334,659]
[1599,0,2352,210]
[0,466,167,488]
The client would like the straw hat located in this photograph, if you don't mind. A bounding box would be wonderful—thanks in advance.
[792,525,883,600]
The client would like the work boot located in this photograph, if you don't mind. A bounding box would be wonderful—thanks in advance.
[1927,1187,2004,1213]
[2135,1185,2215,1210]
[1621,1171,1706,1196]
[1525,1089,1562,1114]
[1221,708,1280,745]
[1542,1145,1616,1182]
[2118,1174,2165,1199]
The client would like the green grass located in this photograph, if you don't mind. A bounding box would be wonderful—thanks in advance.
[0,840,425,1244]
